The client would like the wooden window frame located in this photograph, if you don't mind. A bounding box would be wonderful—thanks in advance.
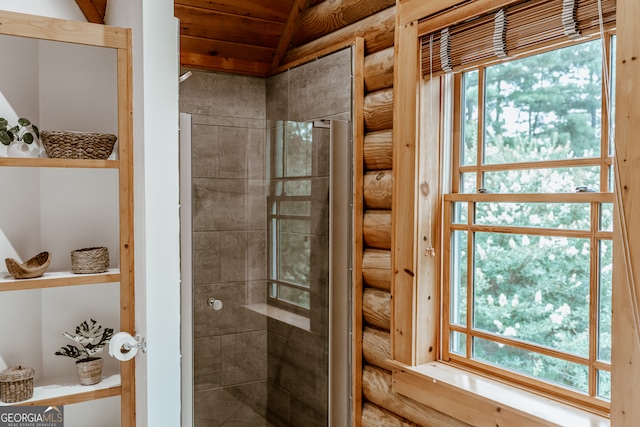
[388,0,640,425]
[440,37,615,412]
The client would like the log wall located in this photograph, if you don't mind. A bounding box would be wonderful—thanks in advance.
[283,1,468,425]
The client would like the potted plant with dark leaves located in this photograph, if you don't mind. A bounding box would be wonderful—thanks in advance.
[0,117,41,158]
[54,319,113,385]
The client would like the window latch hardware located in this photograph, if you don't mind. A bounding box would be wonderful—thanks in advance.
[478,188,491,193]
[576,186,595,192]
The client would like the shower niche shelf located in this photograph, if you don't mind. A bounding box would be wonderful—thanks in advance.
[0,10,135,424]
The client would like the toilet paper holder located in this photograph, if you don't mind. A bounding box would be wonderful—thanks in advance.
[120,333,147,354]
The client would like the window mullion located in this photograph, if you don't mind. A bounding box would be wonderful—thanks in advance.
[476,67,485,192]
[452,73,463,193]
[466,201,474,359]
[442,201,452,360]
[589,201,600,398]
[601,32,613,193]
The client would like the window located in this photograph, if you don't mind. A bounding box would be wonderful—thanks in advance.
[442,36,615,412]
[268,121,313,314]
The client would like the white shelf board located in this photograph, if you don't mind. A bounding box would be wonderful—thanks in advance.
[0,268,120,291]
[0,373,121,406]
[0,268,119,283]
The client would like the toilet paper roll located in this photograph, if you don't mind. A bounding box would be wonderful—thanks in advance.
[109,332,138,361]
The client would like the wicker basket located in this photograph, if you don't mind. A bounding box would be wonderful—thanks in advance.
[0,365,34,403]
[75,358,103,386]
[41,130,116,160]
[71,247,109,274]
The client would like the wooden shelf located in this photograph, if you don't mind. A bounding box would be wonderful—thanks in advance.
[0,157,119,169]
[0,10,135,423]
[0,374,121,407]
[0,269,120,291]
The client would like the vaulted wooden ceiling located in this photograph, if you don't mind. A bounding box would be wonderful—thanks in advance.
[75,0,328,77]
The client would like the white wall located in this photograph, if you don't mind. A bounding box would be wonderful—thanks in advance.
[106,1,182,426]
[0,0,85,21]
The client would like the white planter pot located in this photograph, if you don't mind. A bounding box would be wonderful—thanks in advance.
[5,141,40,158]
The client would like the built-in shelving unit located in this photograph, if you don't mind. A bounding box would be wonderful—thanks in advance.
[0,10,135,426]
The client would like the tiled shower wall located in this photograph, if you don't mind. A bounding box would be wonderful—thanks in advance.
[180,71,270,426]
[179,46,352,427]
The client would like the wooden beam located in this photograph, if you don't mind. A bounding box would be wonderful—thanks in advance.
[75,0,105,24]
[363,210,392,250]
[365,47,395,93]
[362,402,415,427]
[364,170,393,210]
[363,327,393,371]
[270,0,308,72]
[363,288,392,330]
[0,10,127,48]
[116,28,135,427]
[363,364,471,427]
[292,0,395,47]
[364,88,394,132]
[397,0,466,27]
[364,130,393,171]
[363,248,391,290]
[611,0,640,424]
[281,6,396,65]
[352,36,366,427]
[391,19,420,365]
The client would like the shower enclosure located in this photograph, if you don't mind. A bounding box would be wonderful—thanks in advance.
[179,47,354,426]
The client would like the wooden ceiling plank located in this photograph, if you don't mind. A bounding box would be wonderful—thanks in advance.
[180,52,270,76]
[176,4,284,48]
[75,0,105,24]
[180,35,274,63]
[175,0,295,23]
[269,0,309,71]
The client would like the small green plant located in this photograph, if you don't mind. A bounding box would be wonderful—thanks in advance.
[0,117,40,146]
[54,319,114,362]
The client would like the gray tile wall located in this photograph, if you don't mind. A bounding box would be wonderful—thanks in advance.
[181,69,269,427]
[181,44,352,427]
[264,48,352,427]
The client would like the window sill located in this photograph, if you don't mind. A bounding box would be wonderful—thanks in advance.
[389,360,609,427]
[244,303,311,332]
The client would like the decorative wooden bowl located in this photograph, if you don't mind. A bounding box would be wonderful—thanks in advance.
[5,252,51,279]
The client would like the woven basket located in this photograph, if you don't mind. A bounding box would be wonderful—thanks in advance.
[41,130,116,160]
[0,365,34,403]
[71,247,109,274]
[75,358,103,386]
